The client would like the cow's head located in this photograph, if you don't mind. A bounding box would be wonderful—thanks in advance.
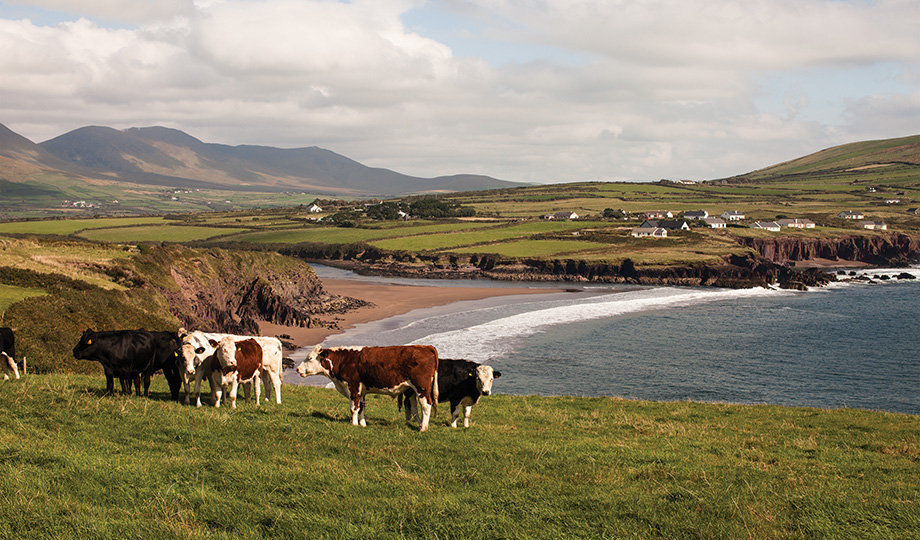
[296,345,328,377]
[475,365,502,395]
[215,336,239,370]
[180,331,218,375]
[72,329,99,359]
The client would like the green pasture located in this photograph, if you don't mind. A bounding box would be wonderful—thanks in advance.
[451,238,610,258]
[0,217,166,236]
[368,220,613,251]
[78,225,247,243]
[0,374,917,540]
[0,283,46,316]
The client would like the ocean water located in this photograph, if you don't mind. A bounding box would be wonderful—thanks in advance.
[294,265,920,415]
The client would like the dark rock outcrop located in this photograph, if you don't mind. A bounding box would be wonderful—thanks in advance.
[738,233,920,266]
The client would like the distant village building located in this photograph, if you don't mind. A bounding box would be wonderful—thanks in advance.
[703,217,726,228]
[544,211,579,220]
[838,210,865,220]
[885,199,900,204]
[750,221,781,232]
[639,220,689,230]
[777,218,816,229]
[673,179,697,185]
[307,203,323,213]
[858,221,887,230]
[631,227,667,238]
[721,210,745,221]
[682,210,708,220]
[641,210,673,220]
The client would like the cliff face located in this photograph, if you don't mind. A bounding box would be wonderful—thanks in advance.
[738,233,920,266]
[128,246,367,335]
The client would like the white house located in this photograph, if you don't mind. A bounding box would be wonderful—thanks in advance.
[631,227,667,238]
[838,210,864,220]
[642,210,673,219]
[750,221,781,232]
[544,211,579,220]
[721,210,745,221]
[307,203,323,213]
[858,221,887,230]
[703,217,726,228]
[683,210,708,220]
[777,218,816,229]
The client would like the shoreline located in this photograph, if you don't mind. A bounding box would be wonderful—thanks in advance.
[259,278,564,351]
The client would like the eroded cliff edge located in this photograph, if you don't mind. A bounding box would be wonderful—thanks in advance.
[737,233,920,267]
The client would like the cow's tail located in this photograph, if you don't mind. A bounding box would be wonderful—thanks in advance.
[431,350,439,417]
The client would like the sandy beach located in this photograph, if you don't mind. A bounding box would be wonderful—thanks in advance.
[260,278,563,351]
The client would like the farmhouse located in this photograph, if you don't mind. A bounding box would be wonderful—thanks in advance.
[631,227,667,238]
[683,210,708,220]
[544,211,579,220]
[721,210,745,221]
[750,221,781,232]
[641,210,673,219]
[858,221,887,230]
[838,210,865,220]
[777,218,816,229]
[885,199,900,204]
[703,217,726,228]
[307,203,323,213]
[640,220,689,231]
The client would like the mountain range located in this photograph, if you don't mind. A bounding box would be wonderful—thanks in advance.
[0,123,520,198]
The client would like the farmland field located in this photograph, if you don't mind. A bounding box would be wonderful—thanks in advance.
[78,225,247,243]
[0,217,166,236]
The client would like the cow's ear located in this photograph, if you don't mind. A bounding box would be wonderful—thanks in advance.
[468,371,474,378]
[493,371,502,378]
[87,339,92,345]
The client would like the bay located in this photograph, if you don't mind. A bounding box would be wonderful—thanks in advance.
[301,265,920,415]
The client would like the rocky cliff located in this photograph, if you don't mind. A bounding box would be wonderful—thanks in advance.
[127,245,368,335]
[738,233,920,266]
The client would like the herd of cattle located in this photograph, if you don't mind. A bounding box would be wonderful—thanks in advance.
[0,326,502,431]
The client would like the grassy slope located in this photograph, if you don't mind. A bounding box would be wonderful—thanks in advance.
[0,374,917,540]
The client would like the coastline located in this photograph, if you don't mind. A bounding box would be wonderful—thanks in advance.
[259,278,564,351]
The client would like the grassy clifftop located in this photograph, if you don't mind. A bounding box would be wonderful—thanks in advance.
[0,374,917,539]
[0,238,359,374]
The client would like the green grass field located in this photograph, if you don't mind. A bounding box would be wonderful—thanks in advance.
[0,374,917,539]
[77,225,247,243]
[0,217,167,236]
[0,283,47,315]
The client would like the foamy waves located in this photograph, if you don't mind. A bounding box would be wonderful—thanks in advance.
[411,286,780,361]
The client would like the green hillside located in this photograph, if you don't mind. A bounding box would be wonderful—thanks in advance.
[0,374,917,540]
[731,134,920,183]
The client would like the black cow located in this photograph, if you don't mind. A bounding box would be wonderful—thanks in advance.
[1,327,19,380]
[150,331,183,402]
[401,358,502,428]
[72,329,177,397]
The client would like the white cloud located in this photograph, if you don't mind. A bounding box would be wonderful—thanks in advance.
[1,0,917,183]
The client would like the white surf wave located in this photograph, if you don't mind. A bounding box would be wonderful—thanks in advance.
[411,286,781,361]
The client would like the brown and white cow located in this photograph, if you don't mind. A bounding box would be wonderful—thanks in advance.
[180,330,282,407]
[215,337,263,409]
[297,344,439,432]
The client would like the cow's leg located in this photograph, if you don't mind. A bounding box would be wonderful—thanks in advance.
[450,402,462,428]
[230,379,239,409]
[418,396,433,432]
[462,404,473,428]
[252,374,261,407]
[132,374,142,396]
[266,371,282,404]
[211,374,223,408]
[181,372,191,405]
[1,353,18,380]
[142,372,152,398]
[193,370,204,408]
[104,373,115,395]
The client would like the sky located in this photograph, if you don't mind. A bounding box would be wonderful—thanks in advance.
[1,0,918,184]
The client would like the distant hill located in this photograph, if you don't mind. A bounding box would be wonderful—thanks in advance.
[726,134,920,183]
[2,123,521,197]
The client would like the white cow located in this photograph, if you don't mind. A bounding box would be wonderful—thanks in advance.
[180,329,282,407]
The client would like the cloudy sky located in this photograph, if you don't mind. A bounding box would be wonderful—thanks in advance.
[1,0,918,184]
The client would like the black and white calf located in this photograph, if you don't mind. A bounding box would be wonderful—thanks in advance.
[401,358,501,428]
